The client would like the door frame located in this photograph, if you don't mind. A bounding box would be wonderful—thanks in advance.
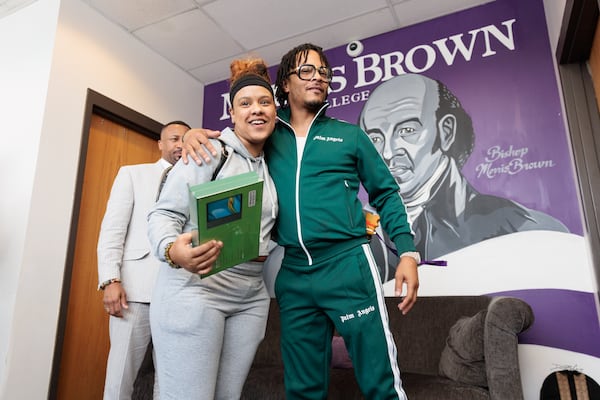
[49,89,163,398]
[556,0,600,296]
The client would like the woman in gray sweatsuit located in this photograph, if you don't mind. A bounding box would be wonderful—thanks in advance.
[147,59,278,400]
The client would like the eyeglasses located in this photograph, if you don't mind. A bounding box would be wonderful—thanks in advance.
[288,64,333,82]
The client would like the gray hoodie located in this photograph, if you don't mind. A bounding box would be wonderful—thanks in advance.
[148,127,278,275]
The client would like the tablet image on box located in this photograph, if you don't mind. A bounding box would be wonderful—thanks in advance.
[189,171,263,277]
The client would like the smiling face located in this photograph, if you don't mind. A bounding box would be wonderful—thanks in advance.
[229,85,276,156]
[361,74,445,199]
[283,49,329,113]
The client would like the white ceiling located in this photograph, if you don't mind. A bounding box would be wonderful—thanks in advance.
[81,0,496,85]
[4,0,494,85]
[0,0,36,18]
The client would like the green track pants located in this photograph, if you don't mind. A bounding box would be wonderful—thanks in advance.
[274,243,408,400]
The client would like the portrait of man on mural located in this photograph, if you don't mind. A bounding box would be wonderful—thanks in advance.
[358,73,568,280]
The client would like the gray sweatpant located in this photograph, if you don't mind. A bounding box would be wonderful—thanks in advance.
[150,262,269,400]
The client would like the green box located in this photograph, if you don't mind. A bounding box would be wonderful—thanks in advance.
[189,171,264,277]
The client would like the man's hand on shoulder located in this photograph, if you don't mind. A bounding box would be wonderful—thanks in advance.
[181,128,221,165]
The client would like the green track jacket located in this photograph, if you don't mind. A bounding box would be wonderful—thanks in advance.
[266,103,416,269]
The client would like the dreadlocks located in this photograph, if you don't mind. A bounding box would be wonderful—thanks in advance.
[275,43,331,108]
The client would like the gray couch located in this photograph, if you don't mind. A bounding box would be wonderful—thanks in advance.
[241,296,534,400]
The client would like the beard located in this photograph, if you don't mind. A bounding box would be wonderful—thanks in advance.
[304,98,326,113]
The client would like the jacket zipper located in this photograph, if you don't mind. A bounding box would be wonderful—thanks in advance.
[277,103,328,266]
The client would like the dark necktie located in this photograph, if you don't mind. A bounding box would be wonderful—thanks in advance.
[156,165,173,201]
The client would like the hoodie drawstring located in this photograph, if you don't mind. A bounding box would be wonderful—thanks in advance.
[251,157,277,220]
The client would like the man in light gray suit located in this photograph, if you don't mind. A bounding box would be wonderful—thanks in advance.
[97,120,189,400]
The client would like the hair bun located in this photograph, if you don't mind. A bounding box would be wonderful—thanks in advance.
[230,57,271,84]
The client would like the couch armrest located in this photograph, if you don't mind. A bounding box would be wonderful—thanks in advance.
[387,296,493,375]
[484,297,534,400]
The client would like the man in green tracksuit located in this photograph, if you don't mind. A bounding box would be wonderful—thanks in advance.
[270,43,419,400]
[183,43,420,400]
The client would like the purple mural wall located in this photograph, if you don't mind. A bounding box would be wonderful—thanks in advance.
[203,0,600,396]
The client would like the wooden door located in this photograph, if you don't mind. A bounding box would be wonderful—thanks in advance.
[56,114,161,399]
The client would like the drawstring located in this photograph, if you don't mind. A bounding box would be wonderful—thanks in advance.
[250,156,277,219]
[255,157,277,219]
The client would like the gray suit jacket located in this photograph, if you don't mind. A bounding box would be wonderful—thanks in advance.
[97,159,168,302]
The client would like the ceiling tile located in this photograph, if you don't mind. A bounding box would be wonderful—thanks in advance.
[189,58,234,85]
[134,9,243,70]
[253,9,399,65]
[190,9,398,85]
[202,0,389,49]
[393,0,494,27]
[0,0,37,19]
[73,0,503,85]
[83,0,197,31]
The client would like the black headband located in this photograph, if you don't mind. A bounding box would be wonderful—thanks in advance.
[229,75,274,104]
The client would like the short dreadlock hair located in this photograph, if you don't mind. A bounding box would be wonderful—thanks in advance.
[275,43,331,108]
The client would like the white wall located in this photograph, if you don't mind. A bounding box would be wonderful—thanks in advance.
[543,0,567,52]
[0,0,60,393]
[0,0,204,397]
